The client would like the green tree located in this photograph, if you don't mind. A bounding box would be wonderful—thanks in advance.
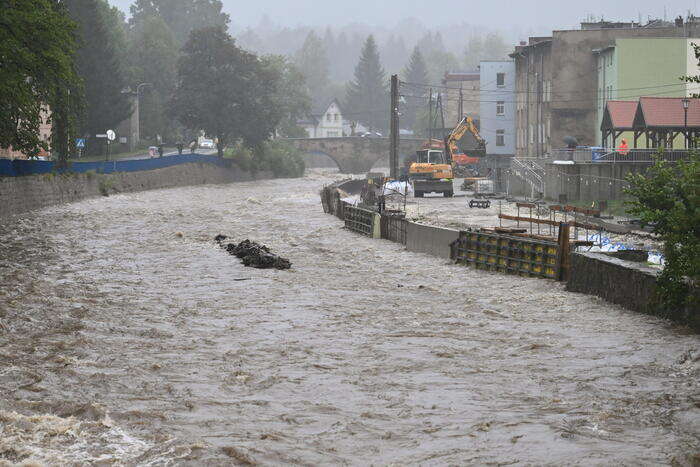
[171,27,280,158]
[0,0,82,158]
[401,46,429,130]
[129,0,229,46]
[66,0,132,154]
[345,35,388,132]
[261,55,311,138]
[625,153,699,320]
[294,31,330,108]
[127,15,178,142]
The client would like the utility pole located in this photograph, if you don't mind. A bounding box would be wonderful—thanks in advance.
[459,84,464,124]
[390,74,400,180]
[428,88,433,140]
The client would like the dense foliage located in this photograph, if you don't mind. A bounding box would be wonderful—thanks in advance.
[129,0,229,45]
[127,14,178,142]
[226,140,305,178]
[65,0,132,154]
[625,154,699,317]
[171,27,291,157]
[0,0,82,158]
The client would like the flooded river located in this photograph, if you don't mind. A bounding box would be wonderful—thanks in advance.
[0,170,698,465]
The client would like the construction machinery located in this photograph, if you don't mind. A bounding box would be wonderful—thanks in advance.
[445,116,487,177]
[406,148,454,198]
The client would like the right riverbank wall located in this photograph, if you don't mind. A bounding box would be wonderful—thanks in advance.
[326,179,698,331]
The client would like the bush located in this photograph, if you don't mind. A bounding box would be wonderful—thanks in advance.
[625,152,699,319]
[225,140,305,178]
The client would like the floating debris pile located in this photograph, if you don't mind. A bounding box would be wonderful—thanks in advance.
[215,235,291,270]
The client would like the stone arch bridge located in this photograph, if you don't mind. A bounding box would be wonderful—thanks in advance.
[284,137,424,174]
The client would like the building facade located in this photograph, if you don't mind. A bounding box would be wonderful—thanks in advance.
[299,99,345,138]
[511,20,700,157]
[479,60,516,155]
[511,38,553,158]
[0,107,52,159]
[595,37,700,146]
[442,71,480,126]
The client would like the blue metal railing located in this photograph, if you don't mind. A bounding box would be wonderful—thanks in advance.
[0,153,230,177]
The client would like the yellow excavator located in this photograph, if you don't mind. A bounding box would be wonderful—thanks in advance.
[445,116,487,177]
[406,148,454,198]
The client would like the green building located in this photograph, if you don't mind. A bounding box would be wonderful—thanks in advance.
[595,37,699,147]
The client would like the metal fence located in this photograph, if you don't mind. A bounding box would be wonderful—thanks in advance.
[548,148,692,164]
[381,212,407,245]
[344,205,375,236]
[0,153,229,177]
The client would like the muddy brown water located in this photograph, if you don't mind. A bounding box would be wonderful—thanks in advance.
[0,170,698,465]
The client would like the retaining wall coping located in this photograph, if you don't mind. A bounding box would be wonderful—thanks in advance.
[573,251,660,277]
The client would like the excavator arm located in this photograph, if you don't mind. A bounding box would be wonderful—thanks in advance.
[445,116,486,159]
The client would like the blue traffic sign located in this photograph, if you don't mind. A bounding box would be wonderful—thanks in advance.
[76,138,86,148]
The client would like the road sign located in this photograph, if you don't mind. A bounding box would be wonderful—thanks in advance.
[106,130,116,141]
[96,134,108,138]
[76,138,86,148]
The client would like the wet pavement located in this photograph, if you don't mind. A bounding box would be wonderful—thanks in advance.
[0,170,698,465]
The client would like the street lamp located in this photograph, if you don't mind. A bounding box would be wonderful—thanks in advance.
[682,97,690,149]
[121,83,152,151]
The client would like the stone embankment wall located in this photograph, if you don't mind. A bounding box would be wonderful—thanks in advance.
[567,252,699,330]
[0,163,269,217]
[567,252,660,313]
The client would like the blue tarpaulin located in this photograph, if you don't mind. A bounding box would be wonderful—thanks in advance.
[0,153,230,177]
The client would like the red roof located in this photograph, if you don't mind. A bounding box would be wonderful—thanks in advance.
[635,97,700,128]
[603,100,638,129]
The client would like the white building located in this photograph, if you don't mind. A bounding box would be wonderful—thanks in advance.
[479,60,516,156]
[299,99,345,138]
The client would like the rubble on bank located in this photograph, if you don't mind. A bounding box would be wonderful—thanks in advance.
[215,235,291,270]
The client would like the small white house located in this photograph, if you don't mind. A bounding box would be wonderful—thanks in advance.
[299,99,344,138]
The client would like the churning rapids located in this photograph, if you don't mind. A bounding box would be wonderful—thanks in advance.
[0,170,698,465]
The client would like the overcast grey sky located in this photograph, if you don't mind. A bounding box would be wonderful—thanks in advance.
[111,0,696,34]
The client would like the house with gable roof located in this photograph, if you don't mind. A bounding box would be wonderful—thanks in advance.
[298,99,345,138]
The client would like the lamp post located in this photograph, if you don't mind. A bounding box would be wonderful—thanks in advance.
[682,97,690,149]
[122,83,152,151]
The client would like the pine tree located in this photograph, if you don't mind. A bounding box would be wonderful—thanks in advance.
[401,46,429,130]
[66,0,131,154]
[345,35,388,132]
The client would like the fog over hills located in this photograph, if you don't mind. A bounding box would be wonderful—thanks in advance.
[109,0,695,35]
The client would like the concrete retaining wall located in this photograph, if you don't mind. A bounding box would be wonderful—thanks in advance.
[544,161,652,203]
[405,223,460,259]
[0,163,270,217]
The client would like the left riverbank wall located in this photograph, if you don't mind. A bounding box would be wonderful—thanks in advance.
[0,163,268,217]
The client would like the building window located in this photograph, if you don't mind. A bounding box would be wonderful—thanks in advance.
[327,131,339,137]
[496,101,505,115]
[334,114,339,122]
[496,130,505,147]
[496,72,505,87]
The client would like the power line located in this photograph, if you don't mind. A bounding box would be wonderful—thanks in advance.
[400,79,689,96]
